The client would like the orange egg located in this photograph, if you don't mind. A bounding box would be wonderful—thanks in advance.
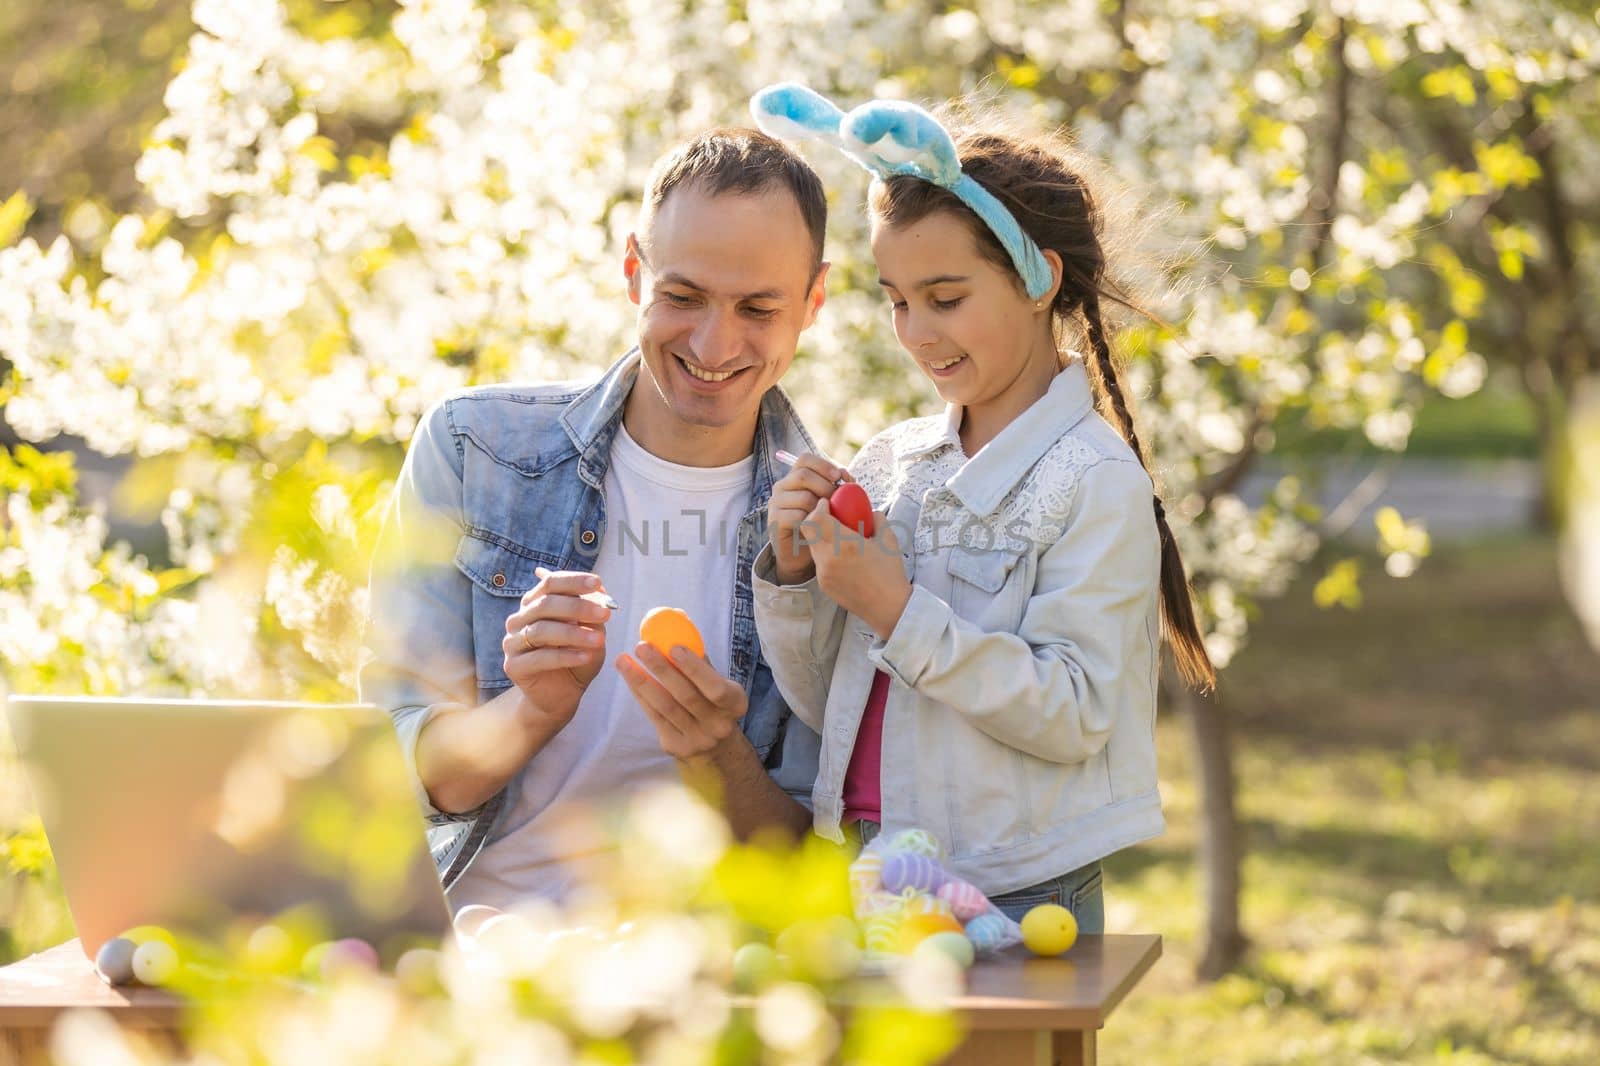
[639,606,706,658]
[896,911,965,953]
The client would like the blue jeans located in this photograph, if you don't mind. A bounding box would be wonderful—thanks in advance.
[852,821,1106,934]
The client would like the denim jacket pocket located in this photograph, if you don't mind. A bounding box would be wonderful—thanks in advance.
[454,532,560,693]
[946,546,1030,629]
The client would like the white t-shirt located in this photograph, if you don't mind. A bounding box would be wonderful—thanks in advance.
[447,424,753,910]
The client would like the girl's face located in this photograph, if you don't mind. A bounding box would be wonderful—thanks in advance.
[871,210,1060,426]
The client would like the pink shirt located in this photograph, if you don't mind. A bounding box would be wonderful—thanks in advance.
[842,670,890,824]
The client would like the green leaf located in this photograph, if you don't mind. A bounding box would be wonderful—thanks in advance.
[1421,68,1476,106]
[4,818,53,876]
[1474,142,1542,189]
[1313,558,1363,610]
[298,135,341,173]
[1376,506,1431,558]
[1499,248,1523,281]
[0,191,33,248]
[0,444,79,502]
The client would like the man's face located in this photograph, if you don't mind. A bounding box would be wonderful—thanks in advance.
[625,183,827,445]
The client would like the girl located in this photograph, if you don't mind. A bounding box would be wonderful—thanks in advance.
[750,87,1215,931]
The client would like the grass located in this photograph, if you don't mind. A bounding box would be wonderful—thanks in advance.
[1275,381,1542,460]
[3,534,1597,1063]
[1103,533,1600,1065]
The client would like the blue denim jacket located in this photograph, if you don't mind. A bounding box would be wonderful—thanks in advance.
[360,350,823,889]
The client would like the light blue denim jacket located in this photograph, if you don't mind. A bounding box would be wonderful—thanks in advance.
[361,351,822,889]
[752,361,1164,896]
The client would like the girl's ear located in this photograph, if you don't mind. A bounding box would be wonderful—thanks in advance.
[1039,248,1065,309]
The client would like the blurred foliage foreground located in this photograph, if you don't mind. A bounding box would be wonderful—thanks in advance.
[5,779,966,1066]
[3,533,1598,1065]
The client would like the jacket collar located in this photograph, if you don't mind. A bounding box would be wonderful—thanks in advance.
[898,358,1098,517]
[560,349,820,502]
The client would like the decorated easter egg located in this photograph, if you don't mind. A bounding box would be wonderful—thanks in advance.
[897,912,965,952]
[94,937,138,986]
[1020,904,1078,957]
[884,828,941,858]
[915,930,976,969]
[640,607,706,658]
[301,941,334,980]
[243,923,295,970]
[732,943,781,991]
[828,483,875,538]
[936,879,991,921]
[131,939,179,986]
[964,913,1012,953]
[848,850,885,898]
[861,913,902,954]
[902,893,955,919]
[856,890,906,918]
[881,853,946,894]
[320,937,380,978]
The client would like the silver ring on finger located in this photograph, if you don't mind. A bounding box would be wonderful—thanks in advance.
[520,625,536,653]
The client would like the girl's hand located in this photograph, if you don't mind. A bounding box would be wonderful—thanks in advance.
[807,500,912,641]
[768,453,850,585]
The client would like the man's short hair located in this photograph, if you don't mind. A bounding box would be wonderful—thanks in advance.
[641,128,827,272]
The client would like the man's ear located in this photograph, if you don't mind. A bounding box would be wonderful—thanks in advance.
[800,261,830,330]
[623,234,644,305]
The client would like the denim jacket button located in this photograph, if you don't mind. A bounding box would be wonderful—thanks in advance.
[580,529,597,545]
[491,572,506,588]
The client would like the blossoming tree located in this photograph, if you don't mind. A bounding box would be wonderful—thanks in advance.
[3,0,1596,980]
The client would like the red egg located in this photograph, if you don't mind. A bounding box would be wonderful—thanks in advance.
[829,483,875,538]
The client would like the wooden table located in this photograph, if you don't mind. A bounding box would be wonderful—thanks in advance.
[0,934,1160,1065]
[946,934,1162,1065]
[0,941,182,1065]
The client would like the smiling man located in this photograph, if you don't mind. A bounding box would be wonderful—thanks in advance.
[362,130,829,909]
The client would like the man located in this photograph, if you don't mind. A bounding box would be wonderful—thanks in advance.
[361,129,830,908]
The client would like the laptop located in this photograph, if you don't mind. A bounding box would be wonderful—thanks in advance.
[4,696,453,962]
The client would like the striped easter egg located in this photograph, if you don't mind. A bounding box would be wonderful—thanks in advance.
[848,851,885,899]
[856,891,906,918]
[964,913,1012,953]
[936,879,991,921]
[885,828,942,858]
[862,913,902,954]
[902,892,956,919]
[881,853,946,894]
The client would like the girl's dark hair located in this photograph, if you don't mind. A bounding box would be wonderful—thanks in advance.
[870,123,1217,694]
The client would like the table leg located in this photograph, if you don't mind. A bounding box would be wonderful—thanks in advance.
[943,1028,1099,1066]
[942,1029,1050,1065]
[0,1028,52,1066]
[1053,1028,1096,1066]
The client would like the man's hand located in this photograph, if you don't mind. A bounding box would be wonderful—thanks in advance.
[415,568,611,815]
[768,453,850,585]
[500,567,612,733]
[617,643,747,761]
[808,502,913,641]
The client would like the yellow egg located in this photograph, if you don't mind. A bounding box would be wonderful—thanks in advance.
[1020,904,1078,957]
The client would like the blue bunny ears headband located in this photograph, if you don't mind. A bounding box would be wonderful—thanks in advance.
[749,82,1055,301]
